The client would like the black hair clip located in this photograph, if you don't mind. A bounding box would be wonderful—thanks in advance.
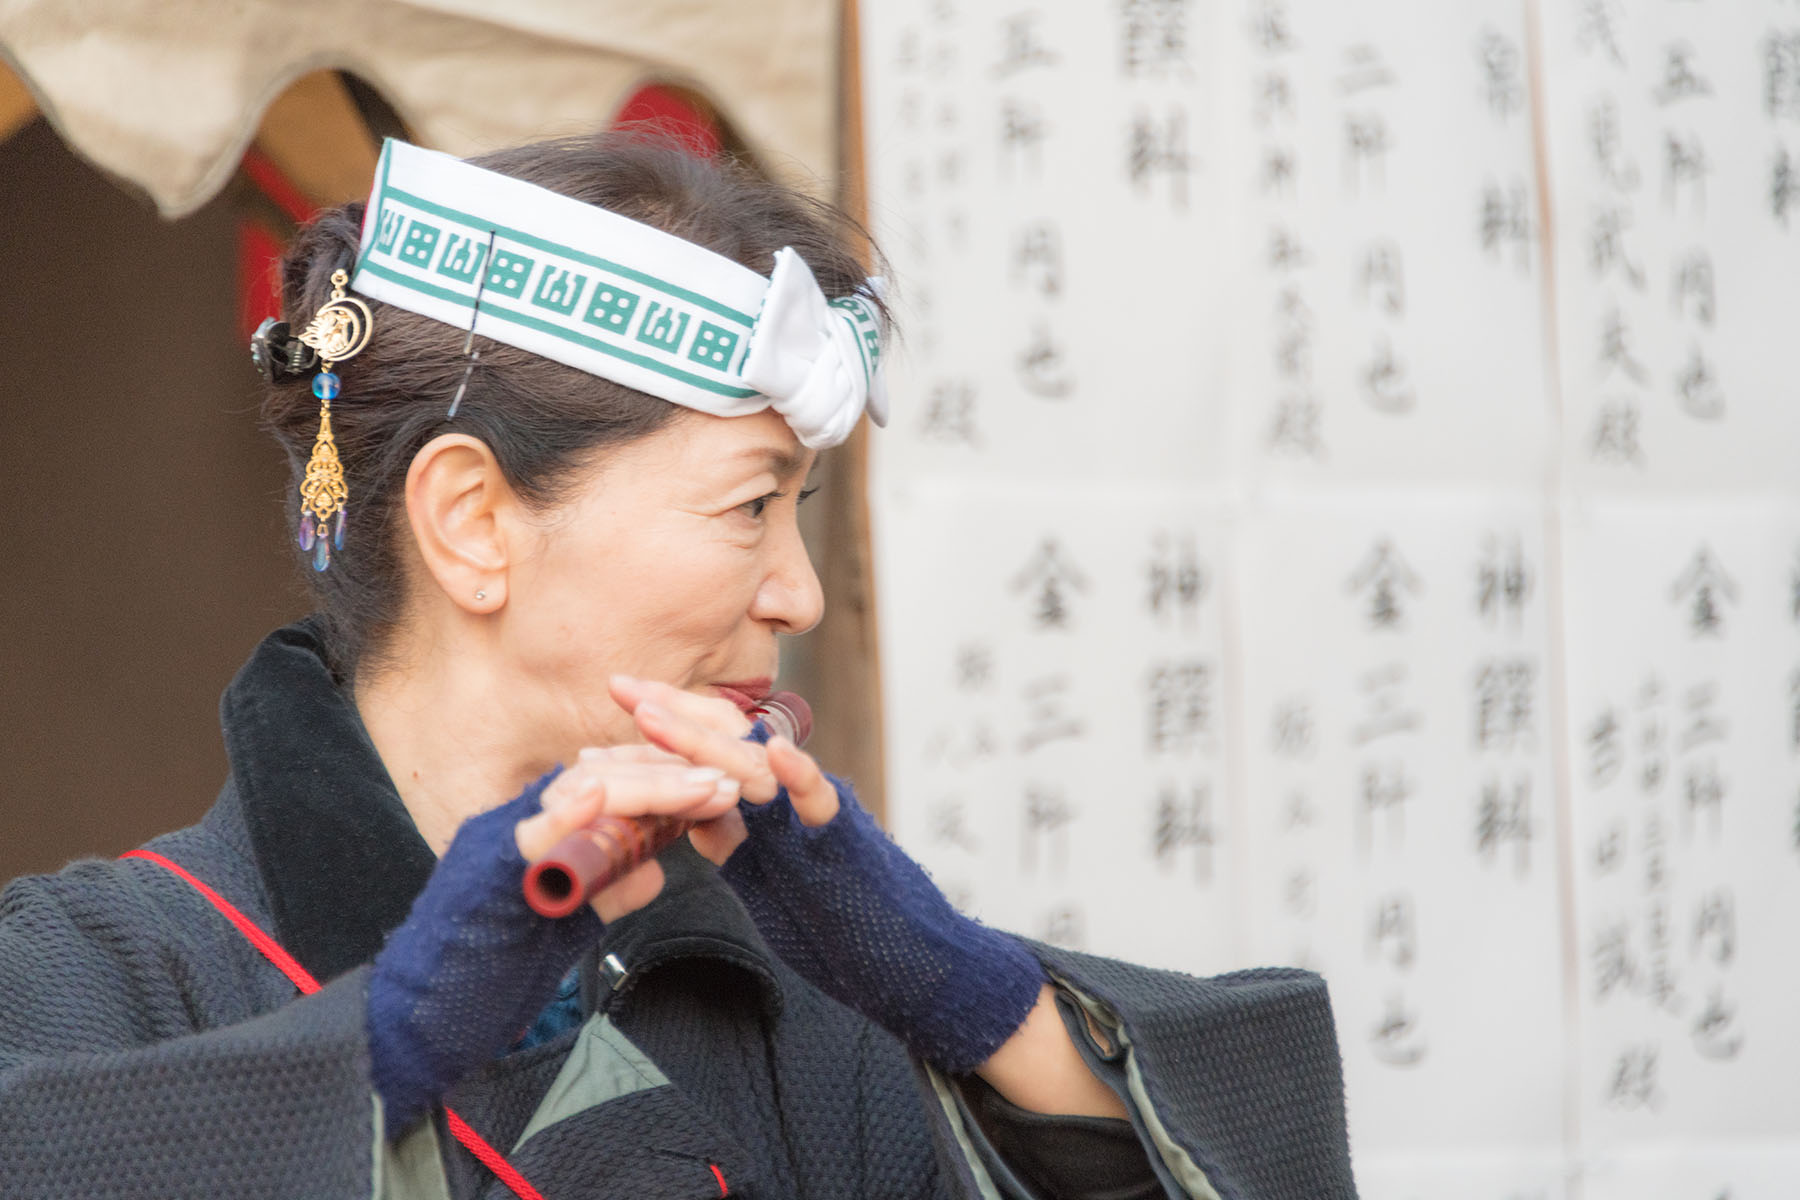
[251,318,321,384]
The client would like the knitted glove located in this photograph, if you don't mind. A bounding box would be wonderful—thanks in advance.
[718,769,1044,1075]
[367,769,602,1131]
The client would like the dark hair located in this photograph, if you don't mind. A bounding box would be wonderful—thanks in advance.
[264,132,884,679]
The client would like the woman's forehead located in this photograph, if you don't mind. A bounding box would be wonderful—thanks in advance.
[675,409,815,476]
[597,408,815,487]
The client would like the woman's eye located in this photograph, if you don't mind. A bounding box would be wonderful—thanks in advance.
[740,486,816,519]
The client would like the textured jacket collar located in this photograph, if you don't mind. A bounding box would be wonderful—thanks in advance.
[219,618,786,1018]
[220,618,430,983]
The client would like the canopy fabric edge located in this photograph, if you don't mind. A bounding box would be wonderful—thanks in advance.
[0,0,836,219]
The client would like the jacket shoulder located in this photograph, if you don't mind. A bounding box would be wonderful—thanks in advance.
[0,788,286,1057]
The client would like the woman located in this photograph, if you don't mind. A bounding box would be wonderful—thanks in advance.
[0,134,1355,1199]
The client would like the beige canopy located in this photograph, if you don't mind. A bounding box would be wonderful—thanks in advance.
[0,0,839,217]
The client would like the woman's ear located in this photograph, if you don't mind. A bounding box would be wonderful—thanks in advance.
[404,433,517,613]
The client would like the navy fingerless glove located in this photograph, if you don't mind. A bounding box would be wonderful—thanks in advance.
[718,772,1045,1075]
[367,769,602,1131]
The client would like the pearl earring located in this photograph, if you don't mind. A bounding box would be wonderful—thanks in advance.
[475,590,487,601]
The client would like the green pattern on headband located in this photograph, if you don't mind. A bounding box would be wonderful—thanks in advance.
[360,181,760,400]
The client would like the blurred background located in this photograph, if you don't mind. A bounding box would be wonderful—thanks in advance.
[3,1,1796,1197]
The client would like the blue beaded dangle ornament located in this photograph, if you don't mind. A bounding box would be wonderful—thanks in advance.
[294,269,374,571]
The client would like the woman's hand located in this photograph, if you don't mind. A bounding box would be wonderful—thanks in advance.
[514,746,742,922]
[515,686,1116,1122]
[609,674,1045,1080]
[369,755,739,1133]
[606,675,841,863]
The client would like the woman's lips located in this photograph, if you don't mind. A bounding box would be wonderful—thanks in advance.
[711,679,774,713]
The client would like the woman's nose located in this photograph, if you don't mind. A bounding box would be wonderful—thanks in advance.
[753,515,825,635]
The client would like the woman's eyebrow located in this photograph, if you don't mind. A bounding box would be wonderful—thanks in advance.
[731,446,810,479]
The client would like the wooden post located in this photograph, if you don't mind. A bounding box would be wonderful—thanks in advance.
[788,0,888,822]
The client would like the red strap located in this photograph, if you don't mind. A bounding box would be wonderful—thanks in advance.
[445,1109,547,1200]
[125,850,322,995]
[122,848,549,1200]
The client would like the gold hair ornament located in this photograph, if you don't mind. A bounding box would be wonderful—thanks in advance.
[295,269,373,571]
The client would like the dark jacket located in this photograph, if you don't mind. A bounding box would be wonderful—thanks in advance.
[0,621,1357,1199]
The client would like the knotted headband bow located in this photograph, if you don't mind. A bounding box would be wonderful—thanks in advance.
[349,138,887,450]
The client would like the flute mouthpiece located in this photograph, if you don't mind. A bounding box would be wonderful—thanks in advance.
[754,692,813,746]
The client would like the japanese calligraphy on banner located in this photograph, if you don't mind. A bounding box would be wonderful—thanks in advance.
[1561,498,1800,1196]
[1541,1,1800,492]
[876,480,1237,973]
[858,0,1800,1196]
[860,2,1227,484]
[1214,1,1553,487]
[1236,493,1560,1160]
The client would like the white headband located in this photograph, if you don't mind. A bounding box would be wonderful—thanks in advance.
[349,139,888,450]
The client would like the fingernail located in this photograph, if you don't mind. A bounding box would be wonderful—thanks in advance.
[611,673,638,689]
[578,746,608,761]
[714,778,741,799]
[685,767,726,784]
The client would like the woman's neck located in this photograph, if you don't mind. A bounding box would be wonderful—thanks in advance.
[353,650,558,856]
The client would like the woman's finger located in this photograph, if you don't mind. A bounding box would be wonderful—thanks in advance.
[514,777,608,863]
[633,700,780,804]
[686,808,749,866]
[588,858,666,924]
[609,675,753,737]
[516,761,743,924]
[579,762,743,819]
[766,736,840,827]
[577,744,694,769]
[515,762,739,860]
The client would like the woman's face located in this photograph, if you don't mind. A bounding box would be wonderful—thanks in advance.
[503,408,823,748]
